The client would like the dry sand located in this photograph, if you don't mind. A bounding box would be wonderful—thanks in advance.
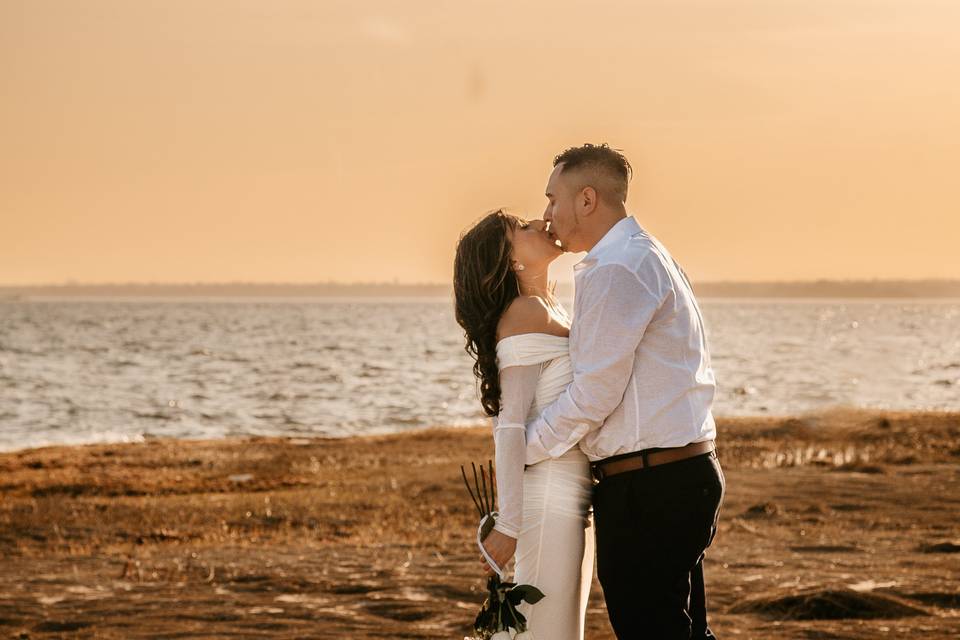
[1,409,958,639]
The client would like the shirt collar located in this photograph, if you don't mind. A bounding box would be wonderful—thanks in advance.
[574,216,642,272]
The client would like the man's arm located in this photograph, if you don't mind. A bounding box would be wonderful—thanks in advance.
[525,259,667,464]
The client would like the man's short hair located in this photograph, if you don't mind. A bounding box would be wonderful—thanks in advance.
[553,143,632,205]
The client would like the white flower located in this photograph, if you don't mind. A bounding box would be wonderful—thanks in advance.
[490,631,514,640]
[513,632,534,640]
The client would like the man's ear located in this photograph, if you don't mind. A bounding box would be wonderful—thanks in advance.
[579,186,598,216]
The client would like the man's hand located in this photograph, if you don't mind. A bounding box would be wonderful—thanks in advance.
[525,422,551,466]
[479,529,517,575]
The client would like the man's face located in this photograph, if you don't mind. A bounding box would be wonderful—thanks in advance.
[542,163,580,252]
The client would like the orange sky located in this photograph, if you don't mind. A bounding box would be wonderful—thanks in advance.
[2,0,959,285]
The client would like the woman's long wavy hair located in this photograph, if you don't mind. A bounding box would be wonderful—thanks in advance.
[453,209,523,417]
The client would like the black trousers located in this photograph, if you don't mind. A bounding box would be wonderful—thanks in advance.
[593,451,725,639]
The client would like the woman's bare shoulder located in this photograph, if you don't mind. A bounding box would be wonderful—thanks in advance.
[496,296,565,341]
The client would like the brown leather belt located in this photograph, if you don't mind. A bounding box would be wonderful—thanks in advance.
[591,440,716,482]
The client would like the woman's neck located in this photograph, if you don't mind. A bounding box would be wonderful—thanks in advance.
[517,269,551,299]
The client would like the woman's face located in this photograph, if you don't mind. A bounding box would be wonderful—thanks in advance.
[506,217,563,271]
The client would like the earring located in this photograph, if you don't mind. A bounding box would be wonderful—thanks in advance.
[516,264,525,271]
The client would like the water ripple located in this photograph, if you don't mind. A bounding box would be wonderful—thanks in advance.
[0,298,958,452]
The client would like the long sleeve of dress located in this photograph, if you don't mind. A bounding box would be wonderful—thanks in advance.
[491,362,541,538]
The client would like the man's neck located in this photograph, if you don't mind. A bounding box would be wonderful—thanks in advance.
[582,211,628,253]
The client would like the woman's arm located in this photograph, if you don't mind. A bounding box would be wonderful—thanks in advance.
[491,362,541,537]
[480,362,540,573]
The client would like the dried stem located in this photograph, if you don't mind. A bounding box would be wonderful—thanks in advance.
[460,465,484,517]
[479,465,490,515]
[471,463,485,514]
[488,459,496,510]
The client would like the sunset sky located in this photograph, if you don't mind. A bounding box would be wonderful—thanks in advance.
[2,0,958,285]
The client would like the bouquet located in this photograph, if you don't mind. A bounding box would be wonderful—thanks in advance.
[461,461,545,640]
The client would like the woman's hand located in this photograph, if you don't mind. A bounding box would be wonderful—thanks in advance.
[479,529,517,574]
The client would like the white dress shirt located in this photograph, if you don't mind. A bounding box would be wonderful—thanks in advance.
[525,215,717,465]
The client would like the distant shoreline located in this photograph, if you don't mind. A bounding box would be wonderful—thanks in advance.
[3,279,960,299]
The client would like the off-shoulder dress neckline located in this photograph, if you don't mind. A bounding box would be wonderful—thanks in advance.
[496,331,570,347]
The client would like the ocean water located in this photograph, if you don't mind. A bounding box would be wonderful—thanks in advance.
[0,298,958,452]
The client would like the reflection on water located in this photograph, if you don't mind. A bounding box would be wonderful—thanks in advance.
[0,298,958,452]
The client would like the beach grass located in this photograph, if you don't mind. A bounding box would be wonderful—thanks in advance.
[1,409,958,638]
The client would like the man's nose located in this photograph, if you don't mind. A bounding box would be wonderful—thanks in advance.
[543,208,552,221]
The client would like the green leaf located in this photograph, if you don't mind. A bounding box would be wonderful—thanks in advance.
[509,584,546,605]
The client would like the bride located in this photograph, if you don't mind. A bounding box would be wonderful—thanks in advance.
[453,209,594,639]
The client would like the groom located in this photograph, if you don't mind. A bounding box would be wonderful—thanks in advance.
[525,143,724,638]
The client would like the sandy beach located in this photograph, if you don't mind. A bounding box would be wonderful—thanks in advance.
[1,409,958,639]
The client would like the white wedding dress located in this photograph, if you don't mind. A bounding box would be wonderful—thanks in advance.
[491,333,594,640]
